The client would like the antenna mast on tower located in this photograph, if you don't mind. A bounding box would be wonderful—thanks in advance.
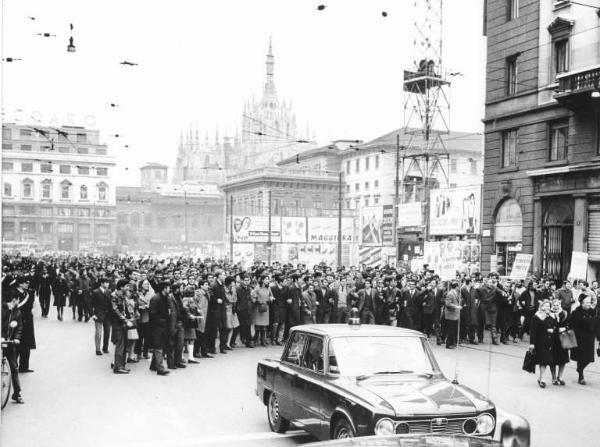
[401,0,452,241]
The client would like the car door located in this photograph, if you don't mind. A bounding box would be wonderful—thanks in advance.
[275,331,307,420]
[293,335,325,436]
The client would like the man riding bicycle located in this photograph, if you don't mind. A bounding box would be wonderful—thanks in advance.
[2,282,24,404]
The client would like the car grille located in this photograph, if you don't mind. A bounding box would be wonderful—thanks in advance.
[395,417,474,435]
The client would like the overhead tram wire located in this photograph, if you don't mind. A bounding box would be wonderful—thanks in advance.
[242,113,297,141]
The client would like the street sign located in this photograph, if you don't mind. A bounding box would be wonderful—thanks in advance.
[509,253,532,280]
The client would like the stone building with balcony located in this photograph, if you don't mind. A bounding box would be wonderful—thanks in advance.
[482,0,600,280]
[2,123,116,252]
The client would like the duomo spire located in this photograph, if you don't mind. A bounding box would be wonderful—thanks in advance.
[175,37,314,185]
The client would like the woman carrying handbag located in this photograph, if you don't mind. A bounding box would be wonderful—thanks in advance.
[569,294,596,385]
[550,298,570,385]
[529,300,555,388]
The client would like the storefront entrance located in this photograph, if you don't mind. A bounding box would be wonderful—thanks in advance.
[494,198,523,276]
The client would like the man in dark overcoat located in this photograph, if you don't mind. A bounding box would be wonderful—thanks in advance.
[148,281,170,375]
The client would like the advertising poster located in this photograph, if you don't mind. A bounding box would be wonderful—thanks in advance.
[281,217,307,243]
[280,244,300,265]
[232,215,281,243]
[360,206,383,246]
[297,244,337,268]
[382,205,395,245]
[429,186,481,235]
[509,253,533,280]
[359,246,383,269]
[397,202,422,227]
[307,217,353,243]
[423,240,481,276]
[232,243,254,267]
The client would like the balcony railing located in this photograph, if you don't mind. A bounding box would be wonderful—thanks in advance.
[555,65,600,98]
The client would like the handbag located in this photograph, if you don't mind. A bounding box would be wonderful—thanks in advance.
[258,302,268,313]
[127,327,139,340]
[559,329,578,350]
[522,349,535,374]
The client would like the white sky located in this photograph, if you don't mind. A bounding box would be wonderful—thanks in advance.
[1,0,486,186]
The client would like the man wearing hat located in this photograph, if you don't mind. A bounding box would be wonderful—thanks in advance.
[11,276,36,374]
[2,285,25,403]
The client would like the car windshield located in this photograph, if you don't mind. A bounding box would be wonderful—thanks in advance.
[328,336,438,377]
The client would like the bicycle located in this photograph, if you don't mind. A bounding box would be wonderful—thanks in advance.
[1,339,16,410]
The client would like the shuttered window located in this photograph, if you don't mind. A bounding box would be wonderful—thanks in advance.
[588,207,600,261]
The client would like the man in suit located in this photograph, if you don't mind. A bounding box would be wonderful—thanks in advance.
[207,270,228,354]
[236,274,254,348]
[420,281,437,337]
[398,279,421,330]
[384,278,400,326]
[91,277,112,355]
[270,275,288,345]
[148,281,170,375]
[358,279,376,324]
[2,282,25,403]
[110,279,133,374]
[334,277,351,323]
[286,274,303,333]
[374,279,389,325]
[476,274,502,345]
[167,286,187,368]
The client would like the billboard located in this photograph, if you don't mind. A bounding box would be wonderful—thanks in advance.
[360,206,383,246]
[307,217,354,243]
[281,217,307,243]
[429,186,481,235]
[232,243,254,267]
[298,244,337,268]
[423,240,481,277]
[232,216,281,243]
[359,246,383,269]
[382,205,394,244]
[397,202,422,227]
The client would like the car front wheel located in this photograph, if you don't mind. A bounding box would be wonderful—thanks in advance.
[267,392,290,433]
[333,418,356,439]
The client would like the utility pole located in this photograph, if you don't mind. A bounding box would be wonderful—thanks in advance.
[393,134,400,260]
[337,171,343,267]
[183,188,189,251]
[229,195,234,261]
[267,190,272,266]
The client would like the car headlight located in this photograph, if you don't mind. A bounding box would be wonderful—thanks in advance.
[374,417,395,436]
[476,413,495,435]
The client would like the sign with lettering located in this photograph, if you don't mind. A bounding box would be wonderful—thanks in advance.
[509,254,533,280]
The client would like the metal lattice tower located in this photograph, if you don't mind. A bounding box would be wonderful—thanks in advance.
[401,0,452,239]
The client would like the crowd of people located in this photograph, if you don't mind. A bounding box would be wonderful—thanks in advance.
[2,253,600,404]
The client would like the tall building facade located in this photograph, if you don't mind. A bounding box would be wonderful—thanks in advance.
[2,123,116,252]
[482,0,600,280]
[174,39,315,185]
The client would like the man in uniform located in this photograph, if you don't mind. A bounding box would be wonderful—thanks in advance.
[2,283,24,403]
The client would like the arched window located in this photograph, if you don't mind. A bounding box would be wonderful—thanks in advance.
[40,179,52,199]
[22,178,34,199]
[60,180,72,200]
[80,185,88,200]
[4,182,12,197]
[97,182,108,201]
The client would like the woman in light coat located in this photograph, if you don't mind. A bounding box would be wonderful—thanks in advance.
[252,276,273,346]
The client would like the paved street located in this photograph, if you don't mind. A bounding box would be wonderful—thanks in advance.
[2,308,600,447]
